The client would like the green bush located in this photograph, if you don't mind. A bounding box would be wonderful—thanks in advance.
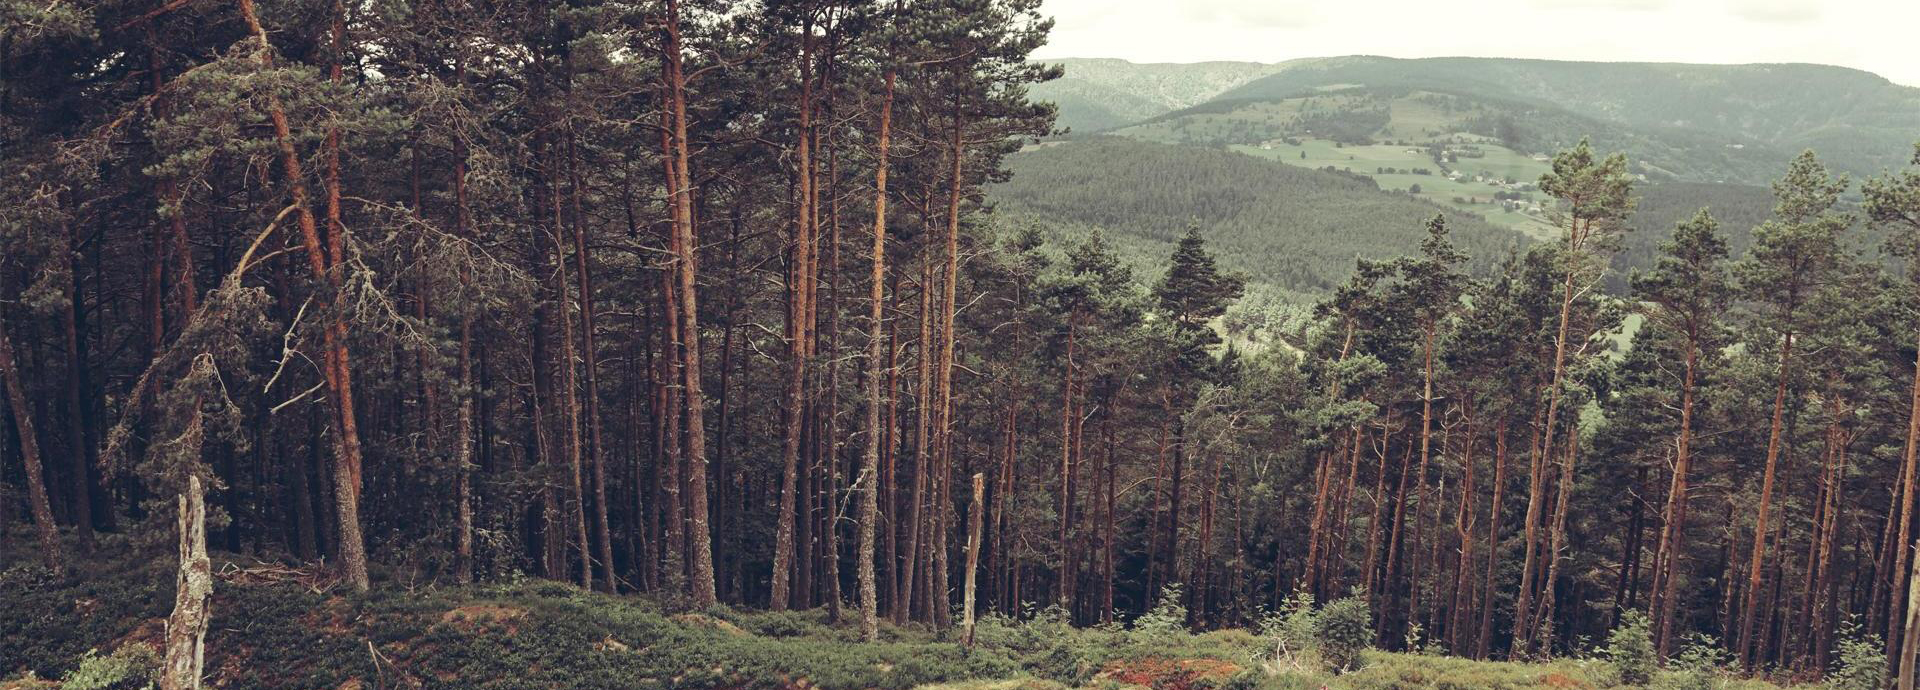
[1651,634,1724,690]
[1604,610,1656,687]
[1260,590,1317,661]
[1313,595,1372,674]
[1,558,169,681]
[970,605,1102,685]
[1133,583,1192,643]
[60,645,157,690]
[1825,624,1884,690]
[735,609,828,638]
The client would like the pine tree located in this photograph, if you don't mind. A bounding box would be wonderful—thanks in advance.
[1630,209,1732,656]
[1733,150,1853,668]
[1514,139,1634,655]
[1866,142,1920,675]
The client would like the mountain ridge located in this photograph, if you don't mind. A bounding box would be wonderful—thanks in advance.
[1033,55,1920,177]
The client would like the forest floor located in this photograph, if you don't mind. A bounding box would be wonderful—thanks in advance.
[1,543,1797,690]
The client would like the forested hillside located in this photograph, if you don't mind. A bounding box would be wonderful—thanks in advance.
[11,2,1920,689]
[1607,182,1777,291]
[1029,58,1292,133]
[1212,56,1920,178]
[994,138,1530,297]
[1128,87,1792,185]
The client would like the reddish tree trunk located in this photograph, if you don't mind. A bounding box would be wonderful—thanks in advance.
[0,317,60,571]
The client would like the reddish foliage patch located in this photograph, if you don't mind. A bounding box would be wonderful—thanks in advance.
[1101,657,1243,690]
[1539,671,1592,690]
[437,605,527,634]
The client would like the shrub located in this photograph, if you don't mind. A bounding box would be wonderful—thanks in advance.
[60,645,157,690]
[2,558,169,681]
[1826,624,1885,690]
[735,609,825,638]
[1651,634,1723,690]
[1604,610,1656,687]
[1133,583,1191,643]
[1018,606,1101,685]
[967,605,1100,685]
[1259,590,1318,665]
[1313,595,1372,674]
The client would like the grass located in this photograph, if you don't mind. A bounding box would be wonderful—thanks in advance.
[1232,143,1557,237]
[1,543,1808,690]
[1107,90,1566,238]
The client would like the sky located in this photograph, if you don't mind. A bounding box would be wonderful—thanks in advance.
[1031,0,1920,88]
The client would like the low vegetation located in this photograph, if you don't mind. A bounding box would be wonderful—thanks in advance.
[2,545,1835,690]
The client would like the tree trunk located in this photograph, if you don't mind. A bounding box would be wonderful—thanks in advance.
[0,315,60,571]
[1740,330,1795,668]
[1196,436,1221,627]
[1893,341,1920,659]
[898,256,934,624]
[1514,216,1591,654]
[1363,421,1396,605]
[1900,533,1920,690]
[929,103,968,630]
[1331,424,1364,595]
[1533,416,1580,653]
[1476,417,1508,659]
[884,271,903,612]
[963,472,985,648]
[548,158,591,589]
[1058,320,1076,610]
[857,61,896,642]
[568,129,616,592]
[1449,402,1477,653]
[656,255,686,588]
[1307,322,1356,600]
[662,0,716,605]
[236,0,369,590]
[1652,339,1699,656]
[1406,321,1439,636]
[771,22,817,612]
[60,219,96,541]
[161,475,211,690]
[1104,420,1117,623]
[1513,402,1551,657]
[452,148,476,584]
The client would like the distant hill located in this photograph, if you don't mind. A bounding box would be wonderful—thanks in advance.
[1122,86,1794,185]
[1029,56,1920,182]
[992,137,1532,300]
[1207,56,1920,179]
[1030,58,1296,134]
[1011,57,1914,304]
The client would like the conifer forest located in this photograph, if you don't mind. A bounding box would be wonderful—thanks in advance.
[7,1,1920,688]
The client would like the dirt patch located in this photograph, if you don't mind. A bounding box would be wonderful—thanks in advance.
[0,676,59,688]
[0,678,60,690]
[669,613,748,637]
[1100,657,1243,690]
[1539,671,1592,690]
[439,605,528,634]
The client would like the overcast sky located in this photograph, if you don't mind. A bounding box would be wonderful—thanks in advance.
[1031,0,1920,88]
